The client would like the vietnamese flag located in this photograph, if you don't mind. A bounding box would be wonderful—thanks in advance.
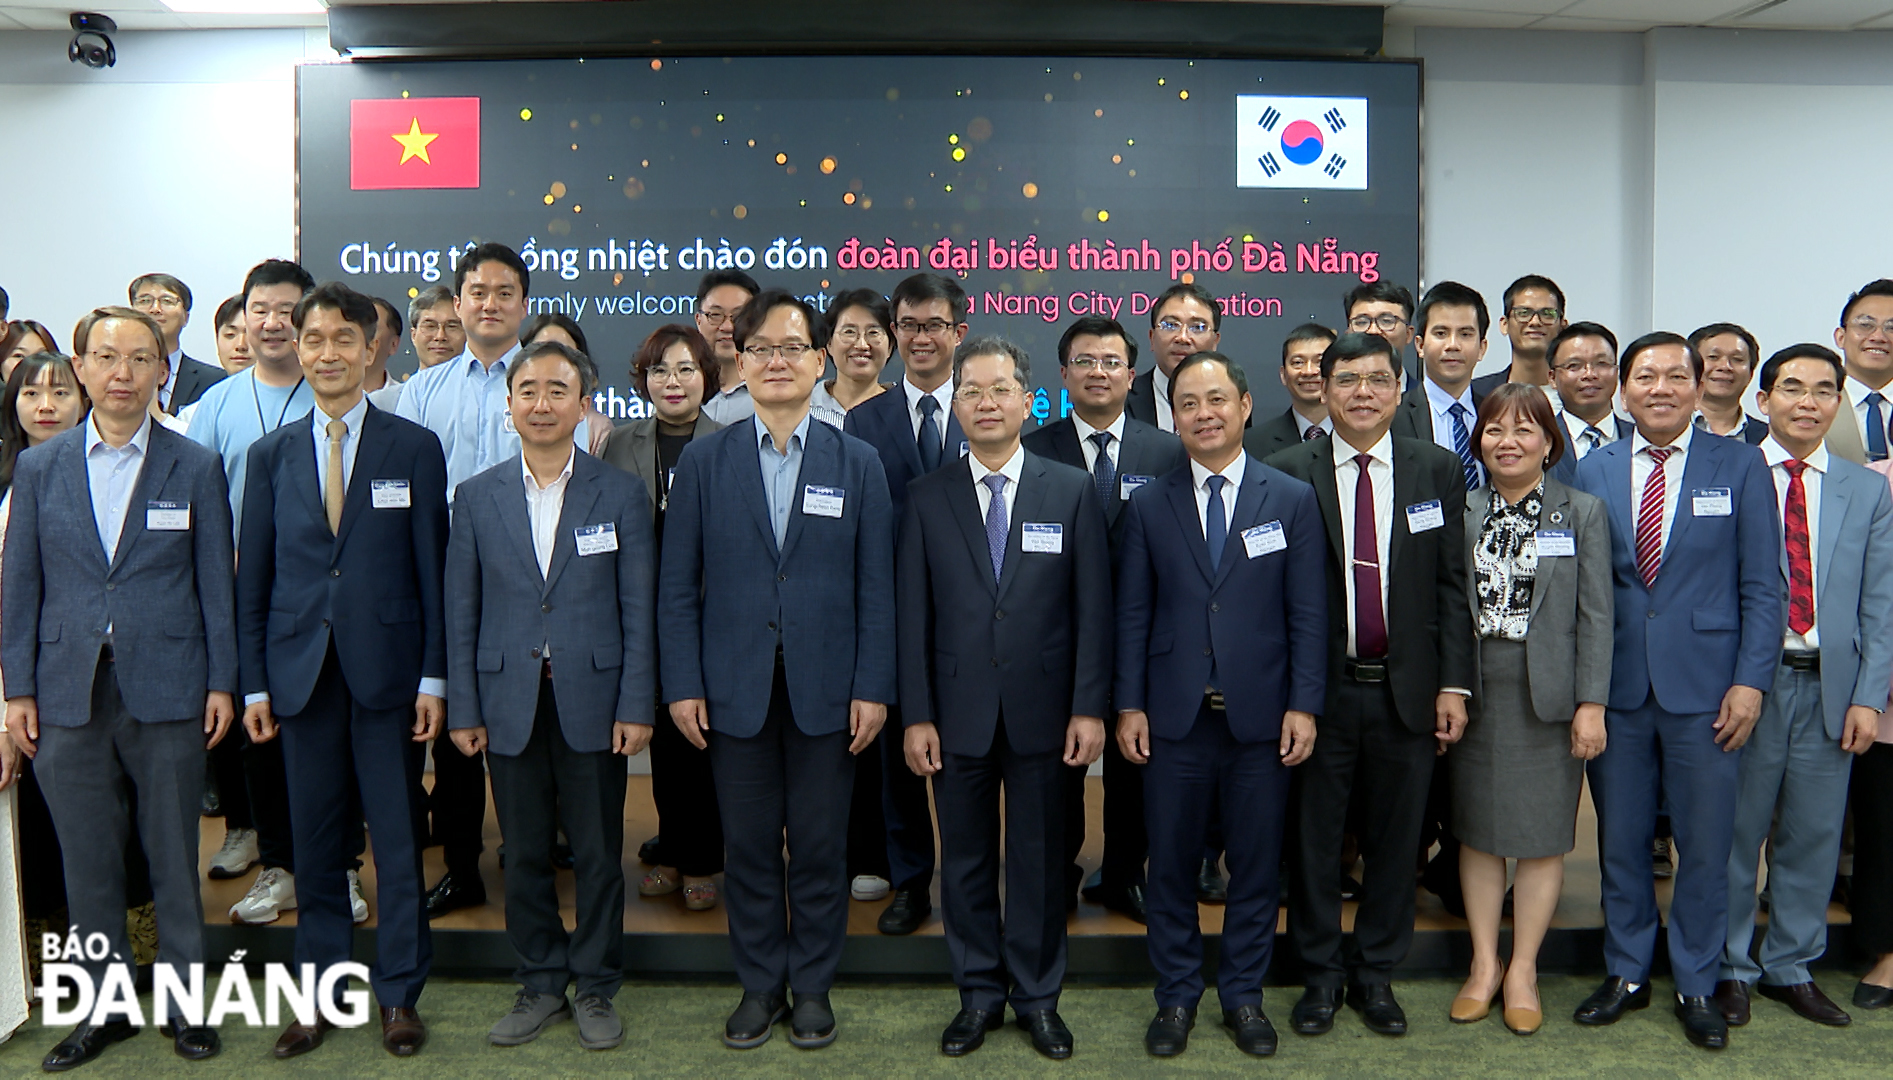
[350,97,480,190]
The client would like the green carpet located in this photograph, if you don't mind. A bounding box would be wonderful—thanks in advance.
[3,974,1888,1078]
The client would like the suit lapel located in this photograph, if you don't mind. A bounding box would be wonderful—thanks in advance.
[108,433,176,573]
[1306,439,1346,569]
[1528,483,1571,624]
[1662,439,1713,580]
[730,417,779,557]
[943,457,997,597]
[280,415,326,530]
[1212,463,1268,588]
[491,462,542,588]
[1389,439,1421,579]
[543,458,602,594]
[1601,441,1636,563]
[1163,468,1217,584]
[996,456,1048,602]
[59,438,110,572]
[1826,401,1868,465]
[1815,464,1847,609]
[777,423,830,565]
[335,407,394,552]
[943,409,967,462]
[881,390,925,478]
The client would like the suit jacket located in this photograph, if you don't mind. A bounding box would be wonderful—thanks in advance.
[1462,478,1613,723]
[1469,366,1553,403]
[1020,414,1185,560]
[1827,399,1870,465]
[598,413,723,516]
[237,404,450,716]
[842,383,964,523]
[446,451,656,756]
[1572,431,1782,714]
[1391,377,1485,444]
[169,355,227,415]
[657,416,896,736]
[1266,435,1477,734]
[1114,455,1328,743]
[1126,368,1159,428]
[1243,407,1314,462]
[1547,413,1635,485]
[1788,455,1893,740]
[2,423,236,726]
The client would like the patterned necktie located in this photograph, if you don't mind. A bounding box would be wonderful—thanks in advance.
[325,419,347,535]
[1583,425,1604,457]
[982,473,1008,581]
[1867,391,1888,462]
[1449,402,1479,490]
[1352,453,1387,657]
[917,395,943,472]
[1304,424,1327,441]
[1089,431,1116,504]
[1634,446,1675,589]
[1783,459,1815,636]
[1205,475,1228,569]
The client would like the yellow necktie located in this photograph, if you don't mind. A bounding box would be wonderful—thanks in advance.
[325,419,347,534]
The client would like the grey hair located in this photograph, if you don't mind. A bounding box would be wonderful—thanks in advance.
[951,334,1030,388]
[406,284,456,329]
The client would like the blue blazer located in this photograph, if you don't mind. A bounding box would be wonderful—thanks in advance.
[2,424,236,726]
[1572,431,1782,714]
[843,383,965,523]
[445,451,657,756]
[1114,456,1328,744]
[237,405,450,716]
[657,416,896,736]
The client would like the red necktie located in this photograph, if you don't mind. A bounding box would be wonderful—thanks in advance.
[1352,452,1387,658]
[1634,446,1674,589]
[1783,459,1814,636]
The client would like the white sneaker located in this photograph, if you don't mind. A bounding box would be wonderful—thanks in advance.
[348,869,369,924]
[229,867,296,924]
[851,875,891,902]
[208,827,260,880]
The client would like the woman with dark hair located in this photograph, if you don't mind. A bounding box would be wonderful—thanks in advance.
[1,321,61,383]
[521,312,615,454]
[600,324,724,911]
[810,289,893,428]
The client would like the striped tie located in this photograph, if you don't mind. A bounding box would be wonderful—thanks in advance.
[1449,402,1478,490]
[1634,446,1675,589]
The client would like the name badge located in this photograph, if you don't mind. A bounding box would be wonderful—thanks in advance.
[1022,522,1064,554]
[1692,487,1732,517]
[1243,520,1287,558]
[1120,475,1153,500]
[803,484,845,518]
[1405,499,1444,533]
[372,480,411,509]
[575,523,618,556]
[146,500,190,531]
[1535,529,1576,557]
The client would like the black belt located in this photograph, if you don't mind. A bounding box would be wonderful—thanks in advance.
[1781,650,1820,672]
[1344,658,1388,683]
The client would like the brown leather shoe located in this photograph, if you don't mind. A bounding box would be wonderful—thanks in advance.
[1712,980,1750,1026]
[381,1006,428,1056]
[1757,981,1851,1026]
[273,1017,336,1059]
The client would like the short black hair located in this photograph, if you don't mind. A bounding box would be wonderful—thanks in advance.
[1547,321,1618,366]
[695,269,760,307]
[241,259,315,306]
[129,273,193,313]
[1501,274,1565,316]
[1057,315,1138,367]
[1688,322,1760,369]
[825,288,893,340]
[455,242,530,297]
[1343,280,1415,322]
[1166,349,1248,407]
[521,312,589,357]
[1759,343,1845,393]
[213,294,246,332]
[507,340,588,392]
[732,288,829,353]
[1148,283,1222,334]
[1619,330,1702,384]
[1840,278,1893,328]
[890,272,969,323]
[291,281,379,336]
[1280,322,1337,365]
[953,335,1031,388]
[372,297,404,338]
[1320,330,1398,380]
[0,284,9,321]
[1416,280,1490,339]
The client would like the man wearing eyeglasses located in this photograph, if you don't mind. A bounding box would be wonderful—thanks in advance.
[1688,323,1768,445]
[130,272,227,415]
[1128,284,1221,434]
[1824,279,1893,464]
[1547,322,1635,485]
[1342,282,1418,384]
[1470,275,1567,407]
[1024,315,1186,923]
[695,270,760,425]
[1246,323,1338,459]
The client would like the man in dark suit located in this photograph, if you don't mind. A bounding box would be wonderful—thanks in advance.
[1268,331,1475,1038]
[237,283,450,1060]
[4,306,235,1069]
[1127,283,1221,434]
[1690,323,1770,445]
[1570,332,1781,1050]
[1244,322,1337,459]
[901,336,1110,1059]
[843,272,966,935]
[446,341,657,1051]
[662,290,896,1050]
[1343,281,1418,384]
[1547,322,1635,486]
[1023,314,1185,921]
[1118,351,1327,1059]
[129,272,226,414]
[1469,274,1566,404]
[1391,281,1489,491]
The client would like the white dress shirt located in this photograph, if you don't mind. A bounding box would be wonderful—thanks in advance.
[523,449,575,658]
[904,376,956,448]
[969,444,1025,523]
[312,396,369,501]
[1070,411,1126,476]
[1188,452,1245,542]
[1423,377,1479,458]
[160,349,184,410]
[1761,436,1823,650]
[1844,375,1892,451]
[85,413,152,563]
[1560,410,1618,461]
[1152,367,1175,433]
[1332,433,1394,659]
[1630,424,1694,557]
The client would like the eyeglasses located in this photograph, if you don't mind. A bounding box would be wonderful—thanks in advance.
[698,309,738,326]
[1847,316,1893,337]
[86,351,161,371]
[742,343,814,361]
[1508,307,1562,324]
[1770,382,1841,404]
[832,326,888,345]
[648,363,701,382]
[1329,372,1399,391]
[1347,314,1408,333]
[415,319,463,336]
[132,294,183,312]
[1155,318,1212,335]
[896,318,958,336]
[953,385,1023,405]
[1067,355,1128,372]
[1554,359,1615,375]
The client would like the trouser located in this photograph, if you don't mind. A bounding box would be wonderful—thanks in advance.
[488,668,627,1000]
[428,727,487,879]
[35,651,205,1023]
[847,722,890,880]
[1063,710,1147,893]
[1847,742,1893,957]
[207,722,251,830]
[880,703,936,894]
[648,702,724,877]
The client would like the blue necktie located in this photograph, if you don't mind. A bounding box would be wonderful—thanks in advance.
[918,395,943,473]
[1583,425,1604,457]
[1450,402,1479,490]
[1868,391,1888,462]
[982,473,1008,581]
[1205,474,1228,569]
[1089,431,1115,504]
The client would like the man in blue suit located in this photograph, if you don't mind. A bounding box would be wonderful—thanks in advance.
[661,289,896,1050]
[1117,351,1326,1058]
[843,271,967,935]
[445,341,657,1050]
[237,283,450,1060]
[1571,331,1782,1050]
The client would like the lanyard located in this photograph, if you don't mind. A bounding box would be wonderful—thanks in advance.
[251,375,306,436]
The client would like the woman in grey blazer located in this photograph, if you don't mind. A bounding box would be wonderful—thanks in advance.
[1448,384,1612,1035]
[600,324,724,910]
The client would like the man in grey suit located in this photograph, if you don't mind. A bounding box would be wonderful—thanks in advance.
[4,306,236,1068]
[446,341,656,1050]
[1716,344,1893,1029]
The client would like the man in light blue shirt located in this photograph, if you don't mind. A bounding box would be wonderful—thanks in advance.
[757,413,811,548]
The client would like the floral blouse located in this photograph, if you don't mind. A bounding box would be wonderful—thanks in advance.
[1474,484,1542,641]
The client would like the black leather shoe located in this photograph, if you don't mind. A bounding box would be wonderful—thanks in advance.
[877,888,932,935]
[42,1020,137,1072]
[1757,981,1851,1026]
[1713,979,1750,1025]
[1346,982,1407,1036]
[1338,873,1362,902]
[1854,980,1893,1010]
[637,835,663,865]
[1675,996,1728,1049]
[157,1023,220,1060]
[423,871,487,920]
[1291,985,1342,1035]
[1081,880,1147,924]
[1017,1009,1073,1060]
[1144,1006,1194,1057]
[1195,859,1227,903]
[788,992,837,1048]
[941,1008,1003,1056]
[723,990,787,1049]
[1222,1004,1278,1057]
[1573,976,1651,1025]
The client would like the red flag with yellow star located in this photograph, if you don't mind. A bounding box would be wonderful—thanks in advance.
[350,97,480,190]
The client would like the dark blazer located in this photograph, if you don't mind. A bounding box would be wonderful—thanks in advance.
[170,355,227,415]
[599,413,722,516]
[843,383,964,523]
[237,404,450,716]
[1126,368,1159,428]
[1114,456,1328,743]
[657,416,896,735]
[1243,407,1317,461]
[1468,366,1549,403]
[1266,435,1477,734]
[2,423,236,726]
[445,451,656,756]
[1547,413,1635,485]
[1572,430,1782,713]
[897,451,1112,757]
[1392,377,1485,444]
[1021,414,1185,559]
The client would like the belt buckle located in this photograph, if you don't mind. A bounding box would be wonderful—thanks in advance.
[1206,691,1226,711]
[1349,660,1387,684]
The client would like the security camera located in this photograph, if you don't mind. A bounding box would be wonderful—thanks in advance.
[68,13,117,69]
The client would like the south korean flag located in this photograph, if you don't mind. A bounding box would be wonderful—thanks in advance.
[1236,95,1368,191]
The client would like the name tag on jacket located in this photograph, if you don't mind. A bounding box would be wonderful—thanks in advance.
[576,523,618,556]
[1243,520,1286,558]
[146,501,190,531]
[372,480,411,508]
[1535,529,1575,557]
[803,485,845,518]
[1022,523,1063,554]
[1120,475,1153,500]
[1405,499,1444,533]
[1691,487,1732,517]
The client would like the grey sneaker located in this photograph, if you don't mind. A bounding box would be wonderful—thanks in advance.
[574,994,624,1050]
[488,989,571,1046]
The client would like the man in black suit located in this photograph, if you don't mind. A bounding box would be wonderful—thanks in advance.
[1548,322,1635,485]
[1689,322,1770,444]
[1244,322,1337,459]
[1343,281,1418,384]
[1127,283,1222,434]
[1267,331,1476,1038]
[237,283,450,1060]
[900,336,1111,1060]
[1023,315,1184,922]
[1469,274,1566,405]
[130,272,226,414]
[1391,281,1489,492]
